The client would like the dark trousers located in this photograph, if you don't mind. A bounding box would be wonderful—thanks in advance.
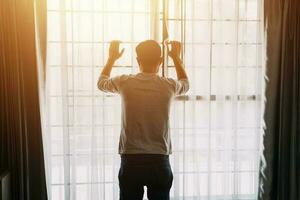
[119,154,173,200]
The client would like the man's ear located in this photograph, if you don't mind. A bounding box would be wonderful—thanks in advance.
[136,57,143,71]
[155,57,163,73]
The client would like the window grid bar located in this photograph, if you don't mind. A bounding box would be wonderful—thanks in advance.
[48,124,263,130]
[49,170,259,181]
[70,1,76,198]
[181,0,187,195]
[48,94,262,101]
[90,0,97,197]
[253,0,263,194]
[50,171,259,187]
[47,40,263,45]
[164,18,261,22]
[50,149,261,157]
[58,1,71,199]
[207,0,213,196]
[48,9,261,22]
[233,0,241,196]
[101,0,106,198]
[48,9,152,14]
[48,64,263,69]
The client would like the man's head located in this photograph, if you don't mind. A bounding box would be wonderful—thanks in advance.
[136,40,162,73]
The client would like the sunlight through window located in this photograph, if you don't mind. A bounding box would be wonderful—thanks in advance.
[46,0,263,199]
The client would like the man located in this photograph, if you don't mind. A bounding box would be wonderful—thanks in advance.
[98,40,189,200]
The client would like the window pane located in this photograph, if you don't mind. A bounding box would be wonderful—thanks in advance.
[46,0,263,199]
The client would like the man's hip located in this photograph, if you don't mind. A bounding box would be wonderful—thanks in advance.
[119,154,173,200]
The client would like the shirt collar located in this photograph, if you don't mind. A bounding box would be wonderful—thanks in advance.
[138,72,158,76]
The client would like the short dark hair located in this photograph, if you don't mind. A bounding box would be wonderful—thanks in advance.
[136,40,161,65]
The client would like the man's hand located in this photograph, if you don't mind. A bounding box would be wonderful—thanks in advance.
[109,40,125,61]
[167,41,188,80]
[100,40,124,77]
[168,41,181,59]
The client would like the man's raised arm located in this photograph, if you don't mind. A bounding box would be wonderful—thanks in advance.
[97,40,125,93]
[167,41,189,95]
[168,41,188,80]
[101,40,125,77]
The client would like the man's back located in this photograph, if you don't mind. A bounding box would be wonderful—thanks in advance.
[98,40,189,200]
[98,72,189,155]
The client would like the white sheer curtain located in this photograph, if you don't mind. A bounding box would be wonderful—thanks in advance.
[166,0,263,199]
[45,0,263,199]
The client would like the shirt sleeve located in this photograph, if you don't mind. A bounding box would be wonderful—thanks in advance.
[97,75,123,93]
[167,78,190,96]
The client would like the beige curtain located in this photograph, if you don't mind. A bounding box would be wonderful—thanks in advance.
[0,0,47,199]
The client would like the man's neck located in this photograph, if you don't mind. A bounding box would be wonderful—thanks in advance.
[140,70,157,74]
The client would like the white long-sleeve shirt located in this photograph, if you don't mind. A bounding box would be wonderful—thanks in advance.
[98,72,189,155]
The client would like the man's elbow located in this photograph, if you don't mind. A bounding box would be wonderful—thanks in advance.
[184,81,190,93]
[182,82,189,94]
[97,80,107,92]
[181,79,190,94]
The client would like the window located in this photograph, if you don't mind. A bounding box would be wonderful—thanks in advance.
[45,0,263,199]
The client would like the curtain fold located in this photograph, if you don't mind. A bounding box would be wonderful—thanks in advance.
[0,0,48,199]
[258,0,300,199]
[34,0,47,83]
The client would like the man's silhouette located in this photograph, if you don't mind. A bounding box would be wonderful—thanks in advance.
[98,40,189,200]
